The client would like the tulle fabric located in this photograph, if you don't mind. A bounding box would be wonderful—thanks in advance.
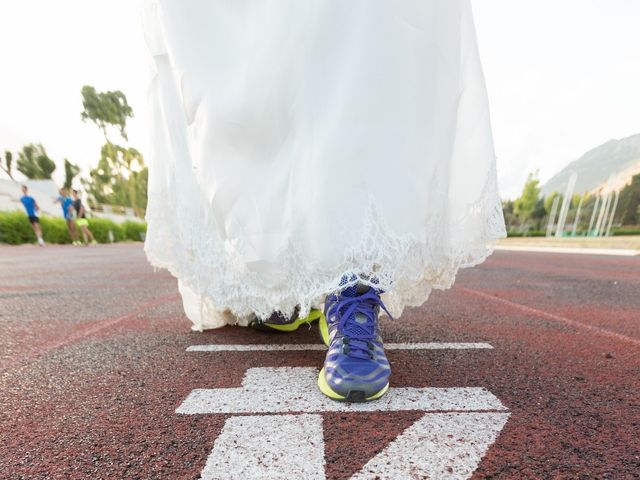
[142,0,506,330]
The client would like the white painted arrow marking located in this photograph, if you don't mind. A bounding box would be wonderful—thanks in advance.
[176,367,506,414]
[186,342,493,352]
[351,412,509,479]
[202,414,325,480]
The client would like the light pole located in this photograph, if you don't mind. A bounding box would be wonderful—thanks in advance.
[546,195,561,237]
[555,172,577,238]
[571,194,585,237]
[587,194,600,236]
[605,190,620,237]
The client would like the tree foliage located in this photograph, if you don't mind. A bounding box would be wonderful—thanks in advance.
[501,200,517,227]
[81,85,134,141]
[63,158,80,189]
[83,143,148,211]
[514,172,542,221]
[543,191,561,215]
[16,143,56,179]
[80,85,147,211]
[571,193,582,209]
[531,198,547,220]
[617,174,640,225]
[1,150,14,180]
[504,171,640,235]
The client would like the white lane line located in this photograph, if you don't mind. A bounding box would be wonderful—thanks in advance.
[351,412,510,480]
[175,367,507,414]
[186,342,493,352]
[201,414,325,480]
[495,245,640,256]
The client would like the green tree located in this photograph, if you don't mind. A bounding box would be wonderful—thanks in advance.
[543,191,561,215]
[63,159,81,189]
[501,199,517,229]
[81,85,133,141]
[617,174,640,225]
[578,194,598,233]
[83,143,148,211]
[80,86,147,212]
[531,198,547,222]
[1,150,14,180]
[514,172,542,221]
[571,193,582,209]
[16,143,56,179]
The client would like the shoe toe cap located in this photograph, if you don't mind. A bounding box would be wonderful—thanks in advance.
[324,360,390,398]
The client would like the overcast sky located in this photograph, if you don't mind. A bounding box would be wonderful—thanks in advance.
[1,0,639,199]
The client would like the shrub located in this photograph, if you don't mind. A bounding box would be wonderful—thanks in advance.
[86,218,125,243]
[40,216,72,244]
[612,227,640,236]
[0,211,74,244]
[507,230,545,238]
[0,210,147,244]
[0,211,36,244]
[121,220,147,241]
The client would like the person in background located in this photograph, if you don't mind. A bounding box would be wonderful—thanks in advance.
[71,189,97,245]
[55,188,81,246]
[19,185,45,246]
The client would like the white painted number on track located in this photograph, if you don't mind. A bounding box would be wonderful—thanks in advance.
[202,414,326,480]
[177,367,505,414]
[177,355,510,480]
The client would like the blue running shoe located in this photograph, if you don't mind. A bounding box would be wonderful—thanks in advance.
[318,284,392,402]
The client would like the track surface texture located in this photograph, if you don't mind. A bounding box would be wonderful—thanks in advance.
[1,244,638,479]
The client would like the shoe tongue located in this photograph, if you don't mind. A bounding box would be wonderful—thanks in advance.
[354,313,368,324]
[339,283,376,337]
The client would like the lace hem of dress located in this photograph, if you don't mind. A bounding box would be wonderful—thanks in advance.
[145,167,506,330]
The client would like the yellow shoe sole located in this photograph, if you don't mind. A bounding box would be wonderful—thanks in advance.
[319,313,330,346]
[317,367,390,402]
[257,309,324,333]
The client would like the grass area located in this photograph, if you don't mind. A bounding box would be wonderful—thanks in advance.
[0,210,146,245]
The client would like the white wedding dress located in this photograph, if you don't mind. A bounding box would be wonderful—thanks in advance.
[142,0,506,330]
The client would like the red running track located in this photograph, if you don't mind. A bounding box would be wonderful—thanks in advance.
[0,244,638,479]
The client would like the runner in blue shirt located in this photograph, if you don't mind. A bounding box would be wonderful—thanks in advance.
[19,185,45,246]
[54,187,80,245]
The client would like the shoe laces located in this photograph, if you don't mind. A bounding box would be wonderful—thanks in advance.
[327,289,393,360]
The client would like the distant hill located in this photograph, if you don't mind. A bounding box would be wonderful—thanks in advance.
[541,133,640,196]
